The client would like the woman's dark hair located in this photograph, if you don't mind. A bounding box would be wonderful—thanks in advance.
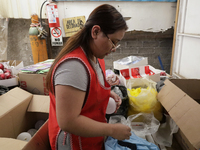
[46,4,128,92]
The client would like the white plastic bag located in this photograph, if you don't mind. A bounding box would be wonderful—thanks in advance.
[107,114,160,150]
[127,113,160,138]
[109,113,160,139]
[152,114,179,147]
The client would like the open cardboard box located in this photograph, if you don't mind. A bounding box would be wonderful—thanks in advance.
[157,79,200,150]
[24,79,200,150]
[120,65,161,83]
[1,79,200,150]
[0,87,50,150]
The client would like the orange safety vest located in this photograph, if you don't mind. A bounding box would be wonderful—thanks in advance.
[48,47,111,150]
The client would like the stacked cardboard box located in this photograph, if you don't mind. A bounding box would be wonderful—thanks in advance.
[18,59,54,95]
[18,72,48,95]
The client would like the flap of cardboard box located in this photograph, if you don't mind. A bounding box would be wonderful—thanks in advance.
[0,88,33,138]
[0,87,49,138]
[170,79,200,102]
[0,138,27,150]
[158,79,200,149]
[27,95,50,113]
[0,87,33,117]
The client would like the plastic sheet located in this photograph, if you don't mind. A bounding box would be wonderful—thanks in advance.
[109,113,160,138]
[0,17,8,60]
[152,114,179,147]
[127,113,160,138]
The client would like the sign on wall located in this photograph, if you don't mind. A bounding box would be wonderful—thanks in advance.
[50,27,63,46]
[63,16,86,37]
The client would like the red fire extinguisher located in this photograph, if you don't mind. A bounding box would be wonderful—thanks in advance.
[46,3,60,28]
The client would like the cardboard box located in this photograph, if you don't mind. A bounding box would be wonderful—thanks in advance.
[18,72,48,95]
[22,120,50,150]
[0,138,27,149]
[2,79,199,150]
[157,79,200,150]
[0,87,50,149]
[120,65,161,82]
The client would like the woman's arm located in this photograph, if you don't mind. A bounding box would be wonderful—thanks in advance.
[55,85,131,140]
[110,91,121,111]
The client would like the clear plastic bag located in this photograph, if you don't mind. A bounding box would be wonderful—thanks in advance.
[0,17,8,60]
[109,113,160,139]
[127,78,163,121]
[127,113,160,138]
[107,114,160,150]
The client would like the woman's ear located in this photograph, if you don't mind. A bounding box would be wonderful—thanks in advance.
[91,25,101,39]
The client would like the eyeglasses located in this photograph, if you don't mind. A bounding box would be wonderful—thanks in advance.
[104,33,120,52]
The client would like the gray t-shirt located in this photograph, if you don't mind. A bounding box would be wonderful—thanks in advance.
[54,59,104,89]
[54,58,105,150]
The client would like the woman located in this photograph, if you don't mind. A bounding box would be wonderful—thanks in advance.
[46,4,131,150]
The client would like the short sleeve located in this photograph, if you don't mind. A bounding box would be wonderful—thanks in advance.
[54,59,89,91]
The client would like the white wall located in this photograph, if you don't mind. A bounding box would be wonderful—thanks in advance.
[57,2,177,37]
[0,0,176,35]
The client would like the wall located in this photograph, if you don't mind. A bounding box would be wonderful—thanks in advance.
[104,30,173,73]
[7,19,173,73]
[0,1,176,33]
[4,1,176,74]
[7,19,33,66]
[57,2,177,36]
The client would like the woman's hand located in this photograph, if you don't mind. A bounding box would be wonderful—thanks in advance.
[110,91,121,112]
[110,123,131,140]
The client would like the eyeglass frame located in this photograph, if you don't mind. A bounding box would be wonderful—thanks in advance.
[104,33,120,51]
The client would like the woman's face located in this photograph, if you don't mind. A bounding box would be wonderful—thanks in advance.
[90,26,126,61]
